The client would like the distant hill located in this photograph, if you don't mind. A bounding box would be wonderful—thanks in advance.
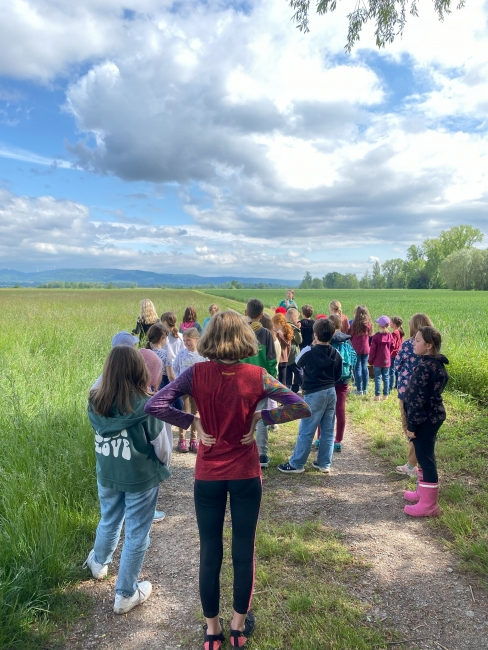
[0,268,299,288]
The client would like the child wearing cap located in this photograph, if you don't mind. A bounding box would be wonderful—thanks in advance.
[369,316,395,401]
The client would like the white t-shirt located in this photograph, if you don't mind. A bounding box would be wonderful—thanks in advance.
[163,333,184,361]
[172,349,207,377]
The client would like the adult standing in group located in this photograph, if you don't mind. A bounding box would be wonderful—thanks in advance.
[132,299,160,345]
[278,289,298,311]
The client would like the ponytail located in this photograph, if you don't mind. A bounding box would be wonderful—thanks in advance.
[161,311,179,338]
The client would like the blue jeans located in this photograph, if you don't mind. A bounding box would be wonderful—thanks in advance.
[388,365,397,391]
[355,354,369,393]
[289,388,337,470]
[374,367,390,396]
[93,483,159,597]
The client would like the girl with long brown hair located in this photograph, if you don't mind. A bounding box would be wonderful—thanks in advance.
[349,305,373,395]
[85,346,170,615]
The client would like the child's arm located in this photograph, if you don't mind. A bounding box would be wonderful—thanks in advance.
[172,352,182,377]
[143,416,172,472]
[145,367,195,430]
[369,336,377,366]
[333,350,343,383]
[293,327,302,346]
[260,372,311,426]
[166,365,175,382]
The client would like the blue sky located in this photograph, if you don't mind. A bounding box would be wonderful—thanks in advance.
[1,0,487,279]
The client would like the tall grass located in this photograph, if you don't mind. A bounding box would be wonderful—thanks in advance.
[204,288,488,403]
[0,289,246,648]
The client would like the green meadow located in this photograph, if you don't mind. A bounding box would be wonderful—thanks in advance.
[0,287,487,648]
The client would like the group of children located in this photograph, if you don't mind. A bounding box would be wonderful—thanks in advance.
[84,294,448,650]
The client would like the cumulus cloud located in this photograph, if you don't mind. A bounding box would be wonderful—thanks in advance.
[2,0,488,276]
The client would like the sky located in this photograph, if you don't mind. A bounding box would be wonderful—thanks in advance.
[1,0,487,280]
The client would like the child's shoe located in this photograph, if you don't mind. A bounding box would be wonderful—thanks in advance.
[113,581,152,614]
[404,469,423,502]
[189,439,199,453]
[177,438,189,453]
[230,612,255,649]
[83,549,108,579]
[203,618,224,650]
[334,442,342,452]
[277,462,304,474]
[312,460,331,474]
[396,463,417,477]
[382,395,389,400]
[374,395,381,401]
[404,482,440,517]
[153,510,166,522]
[313,439,320,449]
[259,454,270,469]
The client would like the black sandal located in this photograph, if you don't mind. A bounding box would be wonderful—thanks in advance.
[230,611,255,648]
[203,618,225,650]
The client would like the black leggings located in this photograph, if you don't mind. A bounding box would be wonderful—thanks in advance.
[194,477,262,618]
[412,422,441,483]
[286,363,302,392]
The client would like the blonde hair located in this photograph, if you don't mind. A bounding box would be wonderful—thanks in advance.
[197,310,258,360]
[285,308,299,321]
[328,314,342,331]
[208,303,220,315]
[409,313,433,338]
[272,313,293,343]
[161,311,179,338]
[329,300,342,316]
[89,346,149,417]
[139,299,158,325]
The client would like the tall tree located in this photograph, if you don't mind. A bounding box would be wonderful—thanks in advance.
[300,271,313,289]
[289,0,465,51]
[423,225,483,288]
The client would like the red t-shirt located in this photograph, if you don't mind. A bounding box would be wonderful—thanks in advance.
[145,360,310,481]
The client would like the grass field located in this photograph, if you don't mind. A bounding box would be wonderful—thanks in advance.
[1,287,487,648]
[203,288,488,403]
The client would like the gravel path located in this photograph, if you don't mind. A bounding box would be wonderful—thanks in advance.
[65,428,488,650]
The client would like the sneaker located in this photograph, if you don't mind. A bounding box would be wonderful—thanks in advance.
[177,438,189,453]
[396,463,418,477]
[374,395,381,401]
[230,611,256,648]
[189,439,199,453]
[153,510,166,522]
[268,424,279,432]
[382,395,389,401]
[83,549,108,580]
[312,460,331,474]
[259,454,270,469]
[313,439,320,449]
[277,462,304,474]
[334,442,342,452]
[114,581,152,615]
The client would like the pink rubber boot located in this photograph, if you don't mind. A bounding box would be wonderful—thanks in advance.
[404,469,423,503]
[404,482,440,517]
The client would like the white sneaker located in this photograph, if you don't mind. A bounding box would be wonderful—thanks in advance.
[114,581,152,614]
[83,549,108,580]
[396,463,418,477]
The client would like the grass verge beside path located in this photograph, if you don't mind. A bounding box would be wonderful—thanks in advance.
[347,391,488,582]
[216,422,395,650]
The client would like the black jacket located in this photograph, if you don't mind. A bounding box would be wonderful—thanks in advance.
[296,344,342,394]
[404,355,449,432]
[299,319,315,349]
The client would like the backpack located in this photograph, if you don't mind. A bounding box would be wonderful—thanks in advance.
[332,341,357,381]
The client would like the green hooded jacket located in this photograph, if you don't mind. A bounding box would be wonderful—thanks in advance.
[88,396,170,493]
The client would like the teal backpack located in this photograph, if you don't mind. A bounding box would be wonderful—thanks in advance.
[332,340,357,381]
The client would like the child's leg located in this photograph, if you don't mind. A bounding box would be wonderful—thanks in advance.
[290,363,302,393]
[115,484,159,597]
[412,425,439,483]
[355,357,363,392]
[388,365,395,393]
[194,479,228,619]
[316,388,337,469]
[189,396,198,440]
[383,367,390,396]
[93,484,126,567]
[398,399,418,468]
[334,383,348,443]
[361,355,370,393]
[180,395,191,440]
[285,364,293,390]
[289,393,324,469]
[373,366,381,396]
[229,478,262,620]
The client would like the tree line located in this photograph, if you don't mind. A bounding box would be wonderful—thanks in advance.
[300,225,486,290]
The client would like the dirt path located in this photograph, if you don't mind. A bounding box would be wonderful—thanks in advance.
[65,429,488,650]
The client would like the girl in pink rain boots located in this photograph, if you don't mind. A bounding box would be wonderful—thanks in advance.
[402,326,449,517]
